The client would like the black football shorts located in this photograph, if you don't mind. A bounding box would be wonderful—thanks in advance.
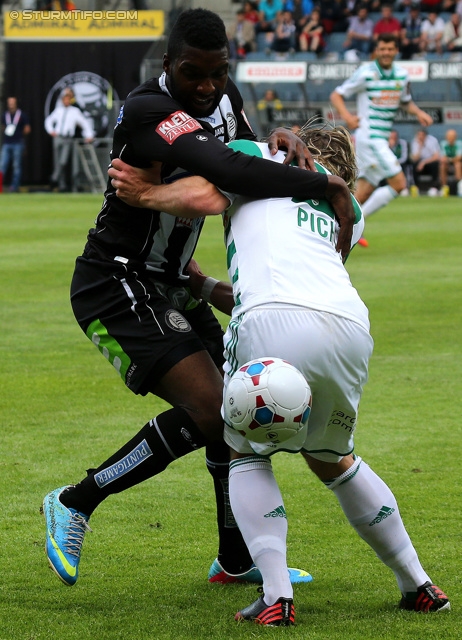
[70,255,225,395]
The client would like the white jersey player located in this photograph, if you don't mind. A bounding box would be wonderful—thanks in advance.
[330,34,433,242]
[218,126,448,625]
[221,137,371,459]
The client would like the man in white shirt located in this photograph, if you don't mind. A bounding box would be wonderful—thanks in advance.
[420,10,445,54]
[44,88,94,192]
[442,12,462,54]
[343,5,374,58]
[410,128,441,195]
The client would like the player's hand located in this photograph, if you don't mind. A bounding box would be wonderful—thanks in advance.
[267,127,316,170]
[344,114,360,131]
[418,110,433,127]
[324,175,355,262]
[108,158,161,207]
[186,258,207,300]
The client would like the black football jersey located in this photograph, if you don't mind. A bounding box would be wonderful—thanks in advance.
[84,74,327,284]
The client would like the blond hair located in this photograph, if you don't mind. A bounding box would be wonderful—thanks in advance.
[296,119,358,191]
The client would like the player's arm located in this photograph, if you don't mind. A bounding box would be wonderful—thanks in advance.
[124,100,354,259]
[186,258,234,316]
[109,158,228,216]
[114,139,354,260]
[329,90,360,131]
[402,101,433,127]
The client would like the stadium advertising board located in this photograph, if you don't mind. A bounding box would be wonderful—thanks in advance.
[237,60,428,83]
[443,106,462,123]
[3,9,164,40]
[429,61,462,79]
[236,62,307,83]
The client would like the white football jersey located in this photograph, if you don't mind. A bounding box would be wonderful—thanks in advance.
[224,139,369,332]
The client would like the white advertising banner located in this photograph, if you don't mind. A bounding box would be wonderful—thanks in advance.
[236,61,307,83]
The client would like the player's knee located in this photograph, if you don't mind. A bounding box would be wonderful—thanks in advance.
[302,451,355,482]
[187,392,224,442]
[391,174,407,193]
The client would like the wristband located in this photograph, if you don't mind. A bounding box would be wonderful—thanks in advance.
[201,277,219,302]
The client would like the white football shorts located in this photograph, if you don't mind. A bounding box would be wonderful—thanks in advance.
[223,304,374,460]
[355,132,402,187]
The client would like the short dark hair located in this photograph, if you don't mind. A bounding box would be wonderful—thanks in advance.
[376,33,399,47]
[167,9,229,61]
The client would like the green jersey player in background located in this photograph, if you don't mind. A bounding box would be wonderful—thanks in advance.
[330,34,433,247]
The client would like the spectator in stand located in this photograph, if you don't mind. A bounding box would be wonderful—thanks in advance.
[343,4,374,58]
[395,0,422,12]
[410,128,441,195]
[284,0,314,44]
[257,88,284,128]
[442,12,462,53]
[227,9,257,61]
[285,0,314,20]
[345,0,381,17]
[442,0,458,11]
[243,0,260,25]
[420,1,443,11]
[388,129,413,193]
[439,128,462,194]
[400,3,424,59]
[298,8,326,54]
[255,0,285,50]
[420,10,445,54]
[319,0,350,35]
[0,96,31,193]
[373,4,402,43]
[272,9,297,55]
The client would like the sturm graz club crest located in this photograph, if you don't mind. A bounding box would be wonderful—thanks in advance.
[165,310,191,333]
[44,71,119,137]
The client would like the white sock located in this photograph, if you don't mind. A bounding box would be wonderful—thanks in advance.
[229,457,293,604]
[329,457,430,594]
[362,185,398,218]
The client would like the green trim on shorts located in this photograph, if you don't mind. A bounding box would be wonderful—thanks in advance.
[86,318,131,381]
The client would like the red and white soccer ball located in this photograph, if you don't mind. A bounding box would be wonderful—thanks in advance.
[224,357,312,445]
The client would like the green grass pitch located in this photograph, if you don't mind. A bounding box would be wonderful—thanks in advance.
[0,193,461,639]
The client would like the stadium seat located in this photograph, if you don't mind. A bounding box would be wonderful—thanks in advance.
[292,51,318,61]
[326,32,346,55]
[256,32,269,52]
[245,52,270,61]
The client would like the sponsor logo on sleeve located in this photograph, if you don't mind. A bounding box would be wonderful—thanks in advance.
[156,111,202,144]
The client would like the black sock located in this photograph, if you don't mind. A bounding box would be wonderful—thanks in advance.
[206,440,253,574]
[61,407,207,516]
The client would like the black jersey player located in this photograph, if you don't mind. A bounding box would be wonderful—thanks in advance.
[42,8,354,589]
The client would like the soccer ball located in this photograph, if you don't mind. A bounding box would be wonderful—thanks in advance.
[224,357,312,445]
